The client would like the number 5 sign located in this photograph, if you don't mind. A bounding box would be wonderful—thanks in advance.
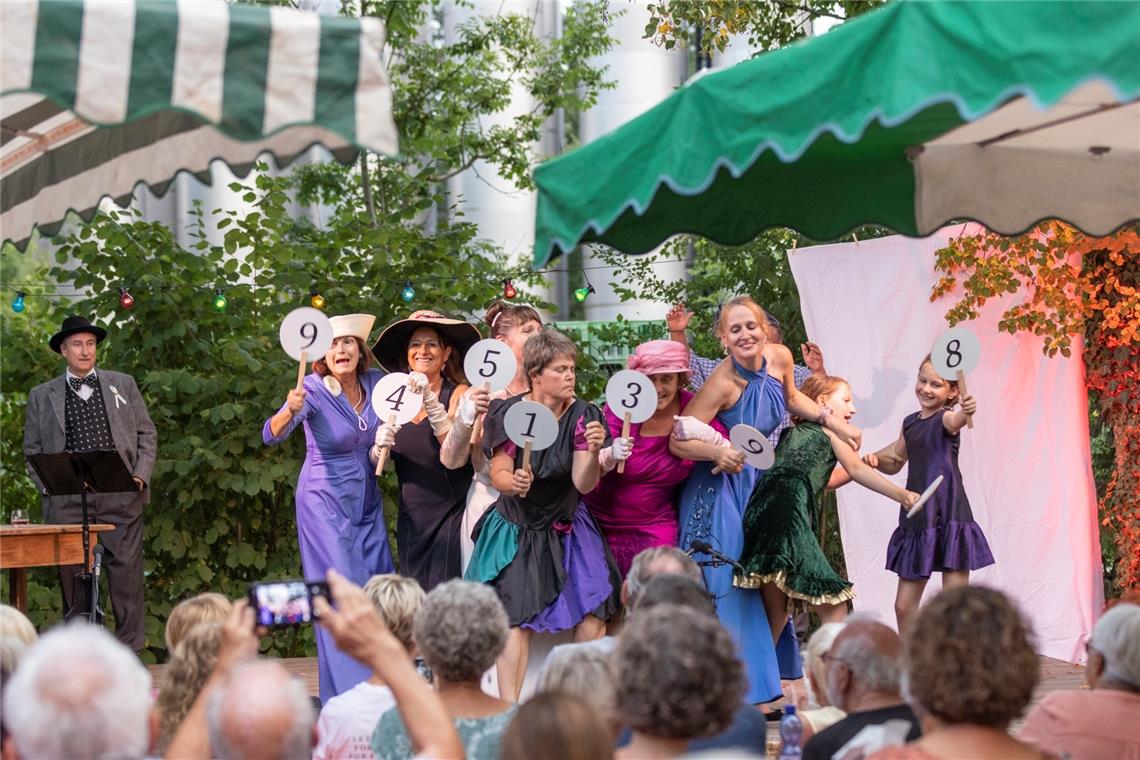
[930,327,981,429]
[371,373,424,474]
[464,339,517,392]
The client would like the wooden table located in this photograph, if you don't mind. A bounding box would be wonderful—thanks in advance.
[0,524,114,612]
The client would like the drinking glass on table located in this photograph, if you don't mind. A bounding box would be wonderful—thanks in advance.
[9,509,29,526]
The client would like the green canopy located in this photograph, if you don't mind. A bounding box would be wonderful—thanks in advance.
[2,0,398,248]
[532,0,1140,266]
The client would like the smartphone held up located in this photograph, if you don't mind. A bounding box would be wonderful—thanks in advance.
[248,579,331,628]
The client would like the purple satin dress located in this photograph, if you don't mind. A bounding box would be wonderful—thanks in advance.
[263,369,395,703]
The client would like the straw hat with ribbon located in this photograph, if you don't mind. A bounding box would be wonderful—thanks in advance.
[371,310,481,374]
[328,314,376,344]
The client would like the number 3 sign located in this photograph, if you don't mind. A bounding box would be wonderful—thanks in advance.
[605,370,655,474]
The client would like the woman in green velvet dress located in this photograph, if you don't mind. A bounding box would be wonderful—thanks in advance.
[736,375,919,643]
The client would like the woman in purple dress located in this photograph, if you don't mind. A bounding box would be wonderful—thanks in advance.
[263,314,395,703]
[465,329,621,701]
[863,356,994,634]
[583,340,725,581]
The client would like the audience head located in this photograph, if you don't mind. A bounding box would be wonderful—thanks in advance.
[165,592,232,652]
[413,580,508,684]
[0,605,36,647]
[207,659,315,760]
[538,647,617,736]
[502,691,614,760]
[825,616,903,712]
[4,623,152,759]
[633,573,715,617]
[363,574,425,654]
[1088,602,1140,690]
[903,585,1037,730]
[624,546,704,610]
[803,621,846,708]
[616,604,744,741]
[154,622,223,754]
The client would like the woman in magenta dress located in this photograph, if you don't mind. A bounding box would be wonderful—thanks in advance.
[583,340,725,579]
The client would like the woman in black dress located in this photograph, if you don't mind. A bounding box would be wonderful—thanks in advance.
[371,310,481,591]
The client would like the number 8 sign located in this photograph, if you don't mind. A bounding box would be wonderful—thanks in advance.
[930,327,981,429]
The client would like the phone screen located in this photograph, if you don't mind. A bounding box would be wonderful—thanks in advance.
[249,580,329,627]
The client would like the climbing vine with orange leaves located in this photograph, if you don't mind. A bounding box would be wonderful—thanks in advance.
[932,221,1140,593]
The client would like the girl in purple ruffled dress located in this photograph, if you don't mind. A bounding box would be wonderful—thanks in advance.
[863,356,994,633]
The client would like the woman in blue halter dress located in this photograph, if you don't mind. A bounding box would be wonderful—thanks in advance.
[672,298,863,705]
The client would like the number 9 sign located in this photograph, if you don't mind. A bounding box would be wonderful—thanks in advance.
[729,424,776,470]
[464,339,517,392]
[279,307,334,362]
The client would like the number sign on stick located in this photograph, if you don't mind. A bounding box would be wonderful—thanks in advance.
[907,474,944,519]
[280,308,334,390]
[930,327,981,429]
[464,339,517,392]
[371,373,424,475]
[605,370,656,474]
[729,424,776,471]
[504,401,558,477]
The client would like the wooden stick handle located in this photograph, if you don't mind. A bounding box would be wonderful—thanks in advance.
[522,440,533,472]
[296,350,307,390]
[374,413,396,475]
[956,370,973,429]
[617,411,632,474]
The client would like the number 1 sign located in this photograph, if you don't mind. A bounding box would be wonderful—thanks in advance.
[279,307,334,390]
[504,401,558,475]
[371,373,424,475]
[930,327,981,429]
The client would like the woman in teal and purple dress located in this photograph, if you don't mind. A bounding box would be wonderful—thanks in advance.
[264,314,395,704]
[465,329,621,702]
[671,297,862,705]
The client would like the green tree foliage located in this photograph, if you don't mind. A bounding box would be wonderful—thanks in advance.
[642,0,884,55]
[0,0,615,662]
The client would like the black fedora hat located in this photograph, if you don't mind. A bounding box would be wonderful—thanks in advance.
[49,316,107,353]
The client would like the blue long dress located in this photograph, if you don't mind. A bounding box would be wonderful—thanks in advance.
[677,356,786,704]
[263,369,396,703]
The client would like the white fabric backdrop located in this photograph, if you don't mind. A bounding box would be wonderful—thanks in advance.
[789,228,1102,663]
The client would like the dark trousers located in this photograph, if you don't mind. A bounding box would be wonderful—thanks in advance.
[46,492,145,651]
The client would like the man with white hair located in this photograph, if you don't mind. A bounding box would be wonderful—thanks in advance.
[1019,602,1140,758]
[208,659,316,760]
[803,618,920,760]
[2,623,154,759]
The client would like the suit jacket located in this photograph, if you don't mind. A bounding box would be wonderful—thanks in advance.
[24,369,157,511]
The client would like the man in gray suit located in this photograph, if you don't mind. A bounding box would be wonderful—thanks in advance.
[24,315,156,651]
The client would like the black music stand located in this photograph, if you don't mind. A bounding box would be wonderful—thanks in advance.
[28,450,137,624]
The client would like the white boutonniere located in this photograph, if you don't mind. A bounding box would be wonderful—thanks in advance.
[323,376,343,396]
[108,384,127,409]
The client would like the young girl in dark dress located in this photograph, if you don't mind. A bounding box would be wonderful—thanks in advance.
[465,330,621,701]
[863,356,995,633]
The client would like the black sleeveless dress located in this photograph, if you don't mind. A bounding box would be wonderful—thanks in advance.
[390,381,474,591]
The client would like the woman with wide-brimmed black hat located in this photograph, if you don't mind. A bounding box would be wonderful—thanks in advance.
[371,310,487,592]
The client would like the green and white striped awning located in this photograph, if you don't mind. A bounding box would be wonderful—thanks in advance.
[2,0,398,248]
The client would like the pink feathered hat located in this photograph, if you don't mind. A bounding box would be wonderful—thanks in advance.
[627,340,691,375]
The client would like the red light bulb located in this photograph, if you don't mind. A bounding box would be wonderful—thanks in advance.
[503,279,517,299]
[119,287,135,310]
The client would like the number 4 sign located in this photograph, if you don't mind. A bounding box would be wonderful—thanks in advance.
[930,327,981,429]
[371,373,424,474]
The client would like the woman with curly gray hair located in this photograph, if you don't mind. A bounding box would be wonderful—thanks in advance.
[372,580,514,760]
[615,603,745,759]
[869,585,1047,760]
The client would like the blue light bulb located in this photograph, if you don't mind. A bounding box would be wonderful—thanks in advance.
[11,292,26,313]
[401,281,415,303]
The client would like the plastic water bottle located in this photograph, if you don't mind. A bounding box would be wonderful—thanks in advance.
[778,704,803,758]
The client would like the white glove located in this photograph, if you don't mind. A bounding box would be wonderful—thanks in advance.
[374,421,400,450]
[457,393,478,427]
[598,437,634,472]
[671,415,727,446]
[406,372,451,437]
[407,371,431,395]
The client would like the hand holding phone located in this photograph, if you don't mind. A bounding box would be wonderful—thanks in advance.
[248,579,331,628]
